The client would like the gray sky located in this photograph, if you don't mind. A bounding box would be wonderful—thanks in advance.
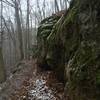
[2,0,69,27]
[3,0,54,21]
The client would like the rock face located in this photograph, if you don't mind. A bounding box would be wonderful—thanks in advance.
[37,15,61,70]
[37,0,100,99]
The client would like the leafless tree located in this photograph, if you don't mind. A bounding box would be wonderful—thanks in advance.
[54,0,59,12]
[25,0,30,59]
[0,0,6,83]
[14,0,24,60]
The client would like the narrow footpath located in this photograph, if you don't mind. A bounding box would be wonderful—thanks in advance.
[0,59,64,100]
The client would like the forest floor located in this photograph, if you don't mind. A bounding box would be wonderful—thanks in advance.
[0,59,64,100]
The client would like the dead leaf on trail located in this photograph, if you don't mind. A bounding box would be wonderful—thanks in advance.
[1,60,64,100]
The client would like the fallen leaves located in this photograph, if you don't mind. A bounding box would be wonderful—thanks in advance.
[1,60,64,100]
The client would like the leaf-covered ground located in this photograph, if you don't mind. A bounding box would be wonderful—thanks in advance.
[0,59,64,100]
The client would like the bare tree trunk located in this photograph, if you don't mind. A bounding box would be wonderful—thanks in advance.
[25,0,30,59]
[0,0,6,83]
[42,0,46,19]
[15,0,24,60]
[60,0,63,9]
[54,0,59,12]
[37,0,42,21]
[0,48,6,83]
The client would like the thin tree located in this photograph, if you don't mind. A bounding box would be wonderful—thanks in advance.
[25,0,30,59]
[14,0,24,60]
[42,0,46,19]
[0,0,6,83]
[37,0,42,21]
[54,0,59,12]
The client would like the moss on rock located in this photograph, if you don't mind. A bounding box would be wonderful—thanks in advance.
[37,0,100,99]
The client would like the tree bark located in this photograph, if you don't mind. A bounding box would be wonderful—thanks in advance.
[25,0,30,59]
[55,0,59,12]
[15,0,24,60]
[0,0,6,83]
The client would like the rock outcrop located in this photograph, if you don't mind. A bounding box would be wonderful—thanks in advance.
[37,0,100,99]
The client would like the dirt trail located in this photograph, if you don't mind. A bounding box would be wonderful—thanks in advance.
[0,59,64,100]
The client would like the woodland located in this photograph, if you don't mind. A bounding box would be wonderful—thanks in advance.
[0,0,100,100]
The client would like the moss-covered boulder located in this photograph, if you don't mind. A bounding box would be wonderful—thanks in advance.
[63,0,100,99]
[37,0,100,99]
[37,15,60,69]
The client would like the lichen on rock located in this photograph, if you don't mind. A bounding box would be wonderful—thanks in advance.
[37,0,100,99]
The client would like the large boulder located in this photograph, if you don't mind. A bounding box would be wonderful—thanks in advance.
[37,0,100,99]
[37,15,60,70]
